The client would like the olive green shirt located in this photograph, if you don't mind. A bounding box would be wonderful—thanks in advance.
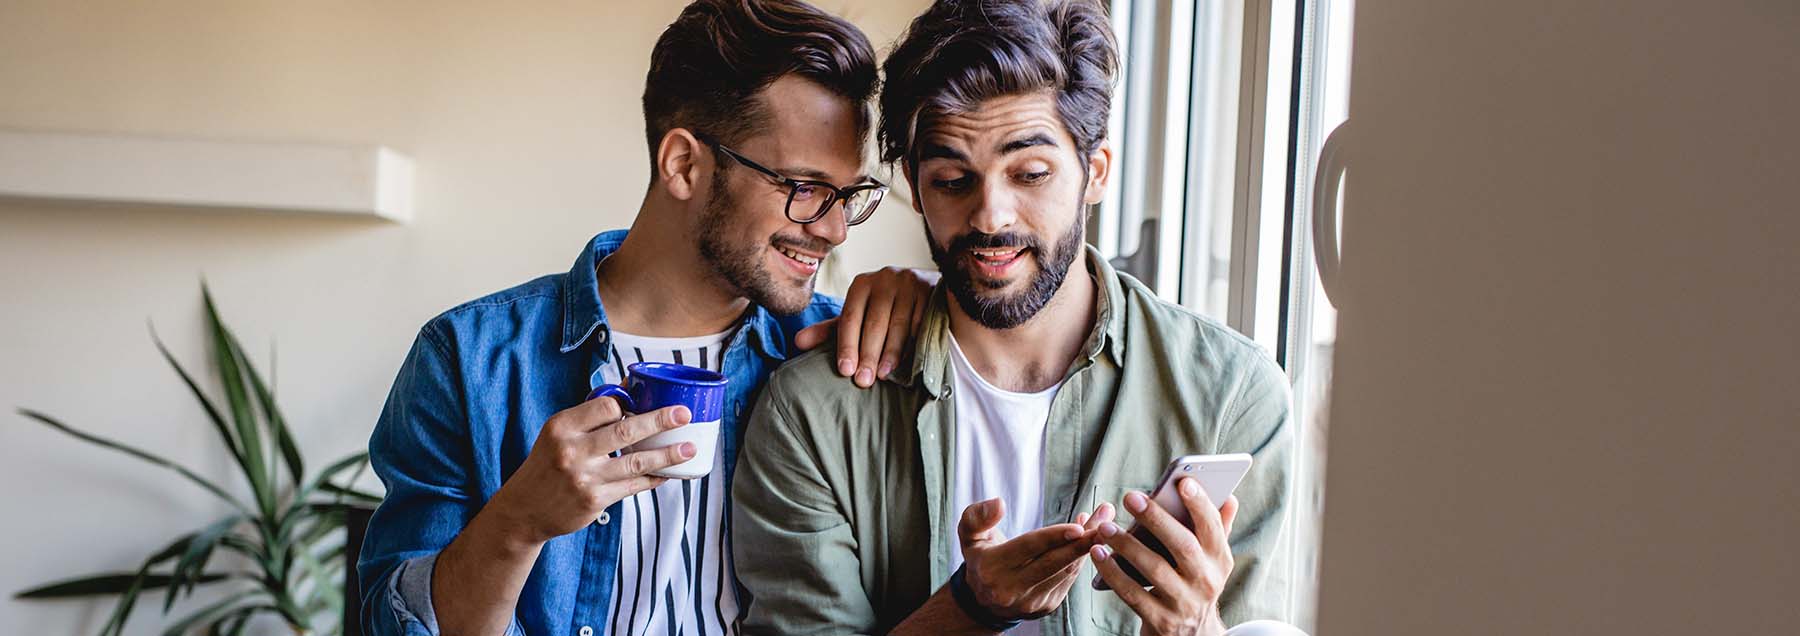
[732,249,1295,635]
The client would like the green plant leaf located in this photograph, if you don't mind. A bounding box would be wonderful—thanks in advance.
[16,409,251,516]
[299,452,371,504]
[205,604,261,636]
[318,482,383,504]
[164,515,245,612]
[230,330,304,492]
[14,572,227,599]
[150,323,246,469]
[278,452,371,543]
[97,533,197,636]
[216,533,271,567]
[294,511,347,547]
[270,590,310,631]
[160,588,267,636]
[201,284,274,518]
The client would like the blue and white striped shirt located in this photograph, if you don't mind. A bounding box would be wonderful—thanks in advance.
[601,330,741,636]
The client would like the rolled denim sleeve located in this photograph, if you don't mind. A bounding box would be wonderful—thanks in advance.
[358,324,520,636]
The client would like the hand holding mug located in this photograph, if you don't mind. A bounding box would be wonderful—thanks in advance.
[490,395,695,544]
[587,362,728,480]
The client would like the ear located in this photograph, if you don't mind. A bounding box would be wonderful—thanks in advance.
[655,128,709,202]
[1082,142,1113,205]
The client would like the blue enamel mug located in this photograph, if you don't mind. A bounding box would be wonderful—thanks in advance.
[586,362,728,479]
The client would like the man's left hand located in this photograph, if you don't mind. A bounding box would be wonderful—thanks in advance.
[1089,478,1241,636]
[794,266,939,387]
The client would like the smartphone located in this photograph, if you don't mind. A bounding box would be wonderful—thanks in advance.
[1091,453,1252,591]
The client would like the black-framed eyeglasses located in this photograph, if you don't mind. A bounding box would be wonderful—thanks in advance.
[698,134,888,227]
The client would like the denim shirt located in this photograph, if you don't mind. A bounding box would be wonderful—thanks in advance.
[357,230,841,636]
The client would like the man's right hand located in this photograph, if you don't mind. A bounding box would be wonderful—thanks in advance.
[956,498,1118,621]
[491,395,698,544]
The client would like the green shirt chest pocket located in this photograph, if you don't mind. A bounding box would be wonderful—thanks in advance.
[1085,482,1154,636]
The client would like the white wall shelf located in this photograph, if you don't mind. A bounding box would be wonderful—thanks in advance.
[0,129,414,222]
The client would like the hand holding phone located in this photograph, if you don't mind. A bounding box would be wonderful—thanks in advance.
[1090,453,1251,591]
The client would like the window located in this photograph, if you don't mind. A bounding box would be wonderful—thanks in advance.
[1099,0,1352,629]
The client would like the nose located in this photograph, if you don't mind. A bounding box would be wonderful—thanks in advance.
[800,197,850,246]
[966,180,1019,235]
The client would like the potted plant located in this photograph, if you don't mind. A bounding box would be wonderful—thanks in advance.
[14,286,380,636]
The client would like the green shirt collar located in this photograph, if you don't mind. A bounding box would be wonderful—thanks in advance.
[903,245,1130,399]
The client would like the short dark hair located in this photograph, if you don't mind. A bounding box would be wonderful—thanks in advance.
[879,0,1119,167]
[643,0,878,169]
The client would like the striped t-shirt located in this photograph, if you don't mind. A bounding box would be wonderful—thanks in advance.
[600,327,741,636]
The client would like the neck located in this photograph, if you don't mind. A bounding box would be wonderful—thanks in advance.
[947,255,1098,393]
[594,202,750,337]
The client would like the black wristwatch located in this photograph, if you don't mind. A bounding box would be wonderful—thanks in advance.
[948,564,1025,632]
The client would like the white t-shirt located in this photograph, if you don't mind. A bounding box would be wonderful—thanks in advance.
[601,328,742,636]
[946,334,1062,636]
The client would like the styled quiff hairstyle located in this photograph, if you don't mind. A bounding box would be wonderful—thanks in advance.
[879,0,1120,169]
[642,0,879,169]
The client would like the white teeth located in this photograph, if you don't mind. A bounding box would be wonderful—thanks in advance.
[778,246,820,267]
[971,248,1023,259]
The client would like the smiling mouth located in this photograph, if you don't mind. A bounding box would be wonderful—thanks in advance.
[777,241,824,263]
[968,246,1027,268]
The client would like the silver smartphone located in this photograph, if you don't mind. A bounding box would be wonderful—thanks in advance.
[1091,453,1252,591]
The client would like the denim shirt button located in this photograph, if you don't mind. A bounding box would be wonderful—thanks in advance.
[579,626,594,636]
[596,511,610,525]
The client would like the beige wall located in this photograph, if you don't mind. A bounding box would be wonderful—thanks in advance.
[1317,1,1799,634]
[0,1,929,634]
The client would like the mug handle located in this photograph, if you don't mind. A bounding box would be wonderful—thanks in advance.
[586,384,636,413]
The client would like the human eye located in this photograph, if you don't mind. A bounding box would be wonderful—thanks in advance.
[791,182,826,201]
[931,173,973,192]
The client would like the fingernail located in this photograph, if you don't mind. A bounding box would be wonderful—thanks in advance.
[671,406,690,424]
[1125,491,1148,513]
[856,368,874,386]
[1065,527,1083,540]
[679,442,696,458]
[1180,477,1199,497]
[877,360,895,378]
[1101,522,1121,538]
[839,359,854,376]
[1091,545,1112,561]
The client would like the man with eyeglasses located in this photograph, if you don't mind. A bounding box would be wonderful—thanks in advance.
[356,2,931,636]
[732,1,1305,635]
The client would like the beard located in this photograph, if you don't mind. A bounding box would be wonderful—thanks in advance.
[696,172,825,315]
[927,207,1087,330]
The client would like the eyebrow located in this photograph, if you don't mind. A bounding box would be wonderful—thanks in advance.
[776,166,831,180]
[917,142,967,163]
[917,133,1060,163]
[777,166,875,186]
[770,164,874,187]
[999,133,1058,154]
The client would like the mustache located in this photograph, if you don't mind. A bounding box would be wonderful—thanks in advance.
[771,234,833,255]
[948,231,1039,253]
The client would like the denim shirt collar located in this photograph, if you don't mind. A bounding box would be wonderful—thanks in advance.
[559,229,790,361]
